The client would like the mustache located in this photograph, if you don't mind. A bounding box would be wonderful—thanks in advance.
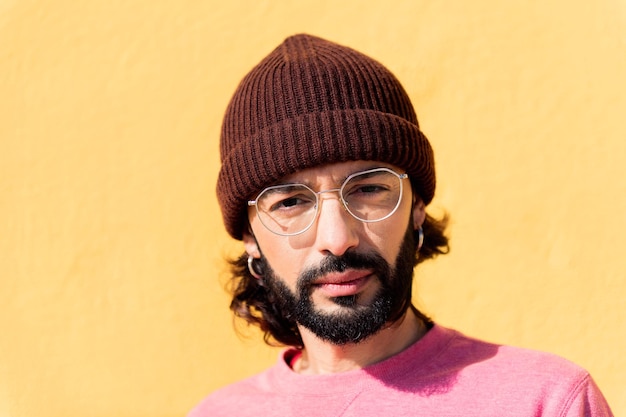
[297,251,390,289]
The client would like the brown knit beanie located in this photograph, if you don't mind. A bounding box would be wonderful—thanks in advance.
[217,34,435,240]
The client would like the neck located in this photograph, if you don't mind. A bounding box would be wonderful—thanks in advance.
[292,308,427,375]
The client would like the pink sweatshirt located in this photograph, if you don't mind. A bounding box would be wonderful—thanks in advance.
[188,325,613,416]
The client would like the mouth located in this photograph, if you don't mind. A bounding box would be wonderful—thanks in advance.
[312,270,373,298]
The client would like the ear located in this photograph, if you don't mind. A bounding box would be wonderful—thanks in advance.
[243,229,261,258]
[412,198,426,230]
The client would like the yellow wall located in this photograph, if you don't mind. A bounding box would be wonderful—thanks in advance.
[1,1,624,416]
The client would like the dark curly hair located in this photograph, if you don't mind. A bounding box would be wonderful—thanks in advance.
[226,212,450,347]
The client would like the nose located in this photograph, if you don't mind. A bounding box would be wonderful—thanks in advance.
[312,193,359,256]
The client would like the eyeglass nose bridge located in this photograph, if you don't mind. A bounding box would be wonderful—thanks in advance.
[316,188,342,196]
[316,187,343,202]
[312,187,350,215]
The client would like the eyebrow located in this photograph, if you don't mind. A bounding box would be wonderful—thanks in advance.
[262,184,309,195]
[275,165,389,187]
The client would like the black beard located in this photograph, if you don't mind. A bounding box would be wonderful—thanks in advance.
[259,223,417,345]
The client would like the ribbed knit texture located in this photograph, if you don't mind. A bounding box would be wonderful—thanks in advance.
[217,34,435,240]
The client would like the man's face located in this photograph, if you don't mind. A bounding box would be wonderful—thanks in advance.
[244,161,425,345]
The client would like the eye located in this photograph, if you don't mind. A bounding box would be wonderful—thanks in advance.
[268,194,315,212]
[344,182,391,200]
[257,185,316,215]
[352,184,388,194]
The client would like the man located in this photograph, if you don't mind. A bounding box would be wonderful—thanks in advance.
[189,34,613,416]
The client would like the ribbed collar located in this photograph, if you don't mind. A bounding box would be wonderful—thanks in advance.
[263,324,457,396]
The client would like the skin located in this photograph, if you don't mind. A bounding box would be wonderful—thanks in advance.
[243,160,428,375]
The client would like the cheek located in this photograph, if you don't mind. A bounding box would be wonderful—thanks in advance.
[266,246,303,280]
[362,226,405,266]
[251,227,304,286]
[363,204,413,260]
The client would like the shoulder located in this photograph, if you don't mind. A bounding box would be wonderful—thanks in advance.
[425,325,613,416]
[186,370,274,417]
[186,350,298,417]
[432,325,589,381]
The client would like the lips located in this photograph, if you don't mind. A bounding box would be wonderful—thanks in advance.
[312,270,373,298]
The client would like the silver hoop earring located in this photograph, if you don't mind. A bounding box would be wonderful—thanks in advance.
[417,226,424,252]
[247,256,262,279]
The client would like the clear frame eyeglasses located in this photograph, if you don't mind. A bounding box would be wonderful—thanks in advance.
[247,167,409,236]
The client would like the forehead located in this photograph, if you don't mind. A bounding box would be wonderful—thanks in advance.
[273,161,403,186]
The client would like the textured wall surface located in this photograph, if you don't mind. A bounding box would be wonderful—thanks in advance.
[1,1,624,416]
